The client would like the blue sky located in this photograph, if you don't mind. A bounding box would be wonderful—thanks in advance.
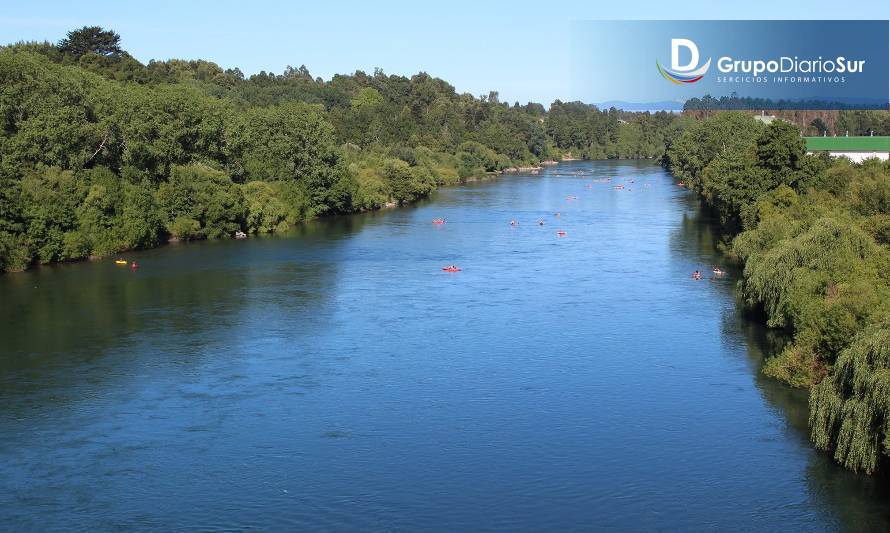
[1,0,889,104]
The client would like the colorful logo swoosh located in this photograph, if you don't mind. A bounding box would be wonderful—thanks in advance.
[657,58,711,84]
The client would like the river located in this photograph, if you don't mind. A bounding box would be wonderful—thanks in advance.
[1,160,888,531]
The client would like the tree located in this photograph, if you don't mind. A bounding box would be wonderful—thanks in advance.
[755,120,805,180]
[664,112,763,191]
[242,181,288,233]
[58,26,123,58]
[810,321,890,474]
[700,148,768,229]
[528,122,548,159]
[810,117,829,136]
[156,164,244,240]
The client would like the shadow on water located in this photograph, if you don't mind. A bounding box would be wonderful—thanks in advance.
[669,181,890,532]
[0,212,381,415]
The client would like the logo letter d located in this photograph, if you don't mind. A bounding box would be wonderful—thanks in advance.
[671,39,699,72]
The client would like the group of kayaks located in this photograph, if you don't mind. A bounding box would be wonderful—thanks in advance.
[437,210,571,272]
[435,175,703,276]
[692,267,725,280]
[115,259,138,269]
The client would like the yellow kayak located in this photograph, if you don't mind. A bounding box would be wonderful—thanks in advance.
[114,259,128,265]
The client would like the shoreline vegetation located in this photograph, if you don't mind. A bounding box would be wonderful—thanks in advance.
[0,26,682,274]
[665,112,890,475]
[4,26,890,477]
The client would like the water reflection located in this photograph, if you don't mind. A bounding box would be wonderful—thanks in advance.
[0,220,371,414]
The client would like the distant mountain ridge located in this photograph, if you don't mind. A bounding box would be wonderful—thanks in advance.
[596,100,685,112]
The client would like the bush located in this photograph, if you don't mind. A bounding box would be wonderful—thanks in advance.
[157,164,244,240]
[168,216,202,240]
[243,181,289,233]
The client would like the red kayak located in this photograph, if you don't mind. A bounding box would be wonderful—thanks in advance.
[442,266,461,272]
[556,231,567,237]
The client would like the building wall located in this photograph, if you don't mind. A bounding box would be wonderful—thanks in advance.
[806,151,890,163]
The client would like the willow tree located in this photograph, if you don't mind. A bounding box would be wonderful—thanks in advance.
[810,321,890,474]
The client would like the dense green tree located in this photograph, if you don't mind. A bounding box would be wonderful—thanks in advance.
[155,165,244,240]
[19,166,86,263]
[242,181,289,234]
[810,321,890,474]
[837,110,890,136]
[77,167,126,255]
[810,118,829,136]
[664,112,763,192]
[58,26,122,58]
[226,103,337,181]
[755,120,805,180]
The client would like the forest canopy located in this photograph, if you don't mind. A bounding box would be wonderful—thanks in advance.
[0,26,681,273]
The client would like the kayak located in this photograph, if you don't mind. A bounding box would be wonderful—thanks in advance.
[114,259,128,265]
[442,267,461,272]
[557,231,567,236]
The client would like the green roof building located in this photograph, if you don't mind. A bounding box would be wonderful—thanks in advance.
[804,136,890,162]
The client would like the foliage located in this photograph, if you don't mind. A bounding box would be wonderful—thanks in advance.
[58,26,123,58]
[0,26,682,273]
[810,321,890,474]
[664,112,764,193]
[668,112,890,473]
[667,115,814,230]
[156,165,244,240]
[242,181,289,234]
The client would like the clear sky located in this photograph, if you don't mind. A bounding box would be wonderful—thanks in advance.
[1,0,889,105]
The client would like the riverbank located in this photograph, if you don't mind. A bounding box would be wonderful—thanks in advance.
[6,158,575,274]
[665,112,890,475]
[14,153,690,276]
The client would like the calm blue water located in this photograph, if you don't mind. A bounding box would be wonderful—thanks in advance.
[1,161,888,531]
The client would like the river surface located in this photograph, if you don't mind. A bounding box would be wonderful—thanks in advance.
[1,161,889,531]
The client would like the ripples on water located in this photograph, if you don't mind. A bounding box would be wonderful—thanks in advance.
[1,161,888,531]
